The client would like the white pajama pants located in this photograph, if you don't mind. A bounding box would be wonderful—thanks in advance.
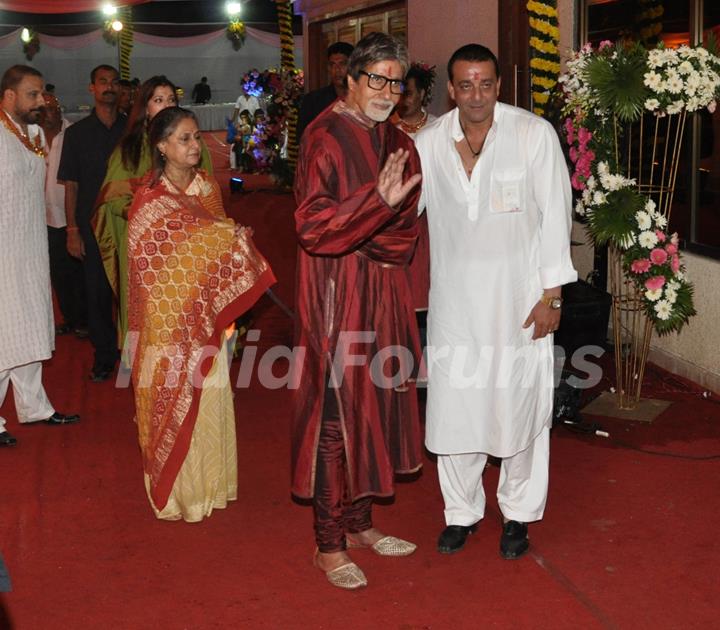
[0,362,54,432]
[437,427,550,526]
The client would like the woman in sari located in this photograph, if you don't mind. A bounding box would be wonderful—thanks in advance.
[94,76,213,353]
[127,107,275,521]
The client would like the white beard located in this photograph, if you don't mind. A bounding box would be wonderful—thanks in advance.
[364,98,394,122]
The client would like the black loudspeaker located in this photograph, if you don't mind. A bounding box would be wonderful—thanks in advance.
[555,280,612,359]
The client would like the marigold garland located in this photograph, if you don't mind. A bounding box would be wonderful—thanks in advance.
[636,0,664,47]
[118,7,133,80]
[275,0,299,174]
[526,0,560,117]
[227,19,246,50]
[530,57,560,74]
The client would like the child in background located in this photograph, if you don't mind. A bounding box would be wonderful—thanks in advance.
[232,109,254,172]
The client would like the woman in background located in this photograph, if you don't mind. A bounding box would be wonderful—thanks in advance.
[128,107,274,521]
[94,75,213,353]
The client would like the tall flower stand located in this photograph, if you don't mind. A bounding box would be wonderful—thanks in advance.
[608,244,654,409]
[589,112,687,417]
[559,42,705,419]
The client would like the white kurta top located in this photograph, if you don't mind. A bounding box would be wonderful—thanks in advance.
[0,115,54,372]
[415,103,577,457]
[234,94,260,114]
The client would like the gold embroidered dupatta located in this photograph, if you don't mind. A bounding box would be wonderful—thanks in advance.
[127,170,275,509]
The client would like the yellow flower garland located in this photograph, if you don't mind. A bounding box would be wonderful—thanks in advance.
[275,0,299,167]
[527,0,560,117]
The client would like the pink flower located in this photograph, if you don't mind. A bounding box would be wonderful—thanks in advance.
[564,118,575,144]
[577,127,593,148]
[645,276,666,291]
[599,40,613,50]
[671,255,680,274]
[665,243,678,255]
[569,146,578,163]
[655,230,666,242]
[631,259,652,274]
[650,248,668,265]
[671,232,679,246]
[571,172,585,191]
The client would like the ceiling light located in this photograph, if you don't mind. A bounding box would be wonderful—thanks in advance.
[226,2,242,17]
[102,4,117,16]
[111,20,123,32]
[20,27,31,43]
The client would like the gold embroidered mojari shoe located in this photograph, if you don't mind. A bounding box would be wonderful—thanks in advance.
[313,550,367,590]
[347,535,417,557]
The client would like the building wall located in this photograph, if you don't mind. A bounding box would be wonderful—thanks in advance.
[295,0,498,115]
[406,0,498,115]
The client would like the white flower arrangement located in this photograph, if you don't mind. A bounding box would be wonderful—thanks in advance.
[644,44,720,114]
[559,40,702,334]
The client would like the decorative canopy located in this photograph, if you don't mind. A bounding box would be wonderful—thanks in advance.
[0,1,149,13]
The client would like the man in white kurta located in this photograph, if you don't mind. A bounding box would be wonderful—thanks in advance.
[415,45,576,558]
[0,65,79,446]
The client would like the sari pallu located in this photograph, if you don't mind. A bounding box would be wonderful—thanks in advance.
[94,135,213,350]
[127,170,275,511]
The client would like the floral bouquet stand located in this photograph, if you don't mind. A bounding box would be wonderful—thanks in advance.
[559,40,719,410]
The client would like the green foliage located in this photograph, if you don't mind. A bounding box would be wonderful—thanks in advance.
[586,187,645,247]
[584,46,650,122]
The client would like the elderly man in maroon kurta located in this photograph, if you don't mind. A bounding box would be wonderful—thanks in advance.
[292,32,423,590]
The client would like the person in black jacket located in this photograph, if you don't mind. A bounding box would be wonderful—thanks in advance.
[296,41,354,140]
[192,76,212,104]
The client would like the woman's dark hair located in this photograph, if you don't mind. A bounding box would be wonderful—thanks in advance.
[405,64,436,106]
[147,106,197,186]
[119,75,177,172]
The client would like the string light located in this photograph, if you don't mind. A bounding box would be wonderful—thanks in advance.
[20,27,31,43]
[111,20,123,32]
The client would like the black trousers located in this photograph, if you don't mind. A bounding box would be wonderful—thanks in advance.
[47,226,86,328]
[79,224,118,369]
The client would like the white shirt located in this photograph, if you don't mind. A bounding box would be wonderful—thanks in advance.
[234,93,260,114]
[45,118,71,228]
[0,113,54,371]
[415,103,577,457]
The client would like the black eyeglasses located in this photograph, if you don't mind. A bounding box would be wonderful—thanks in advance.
[358,70,405,95]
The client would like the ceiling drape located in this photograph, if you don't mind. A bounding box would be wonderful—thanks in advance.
[0,0,149,13]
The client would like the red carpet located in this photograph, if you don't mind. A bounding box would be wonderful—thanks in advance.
[1,138,719,629]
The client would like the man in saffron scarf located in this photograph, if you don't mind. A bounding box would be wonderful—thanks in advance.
[293,32,423,590]
[128,107,274,521]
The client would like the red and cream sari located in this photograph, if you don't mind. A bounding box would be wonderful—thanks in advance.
[127,169,275,521]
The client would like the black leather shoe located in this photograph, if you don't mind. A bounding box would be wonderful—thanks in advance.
[44,412,80,425]
[500,520,529,559]
[437,523,478,554]
[73,325,89,339]
[55,323,72,335]
[0,431,17,446]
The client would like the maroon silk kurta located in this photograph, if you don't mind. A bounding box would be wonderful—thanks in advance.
[291,102,423,500]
